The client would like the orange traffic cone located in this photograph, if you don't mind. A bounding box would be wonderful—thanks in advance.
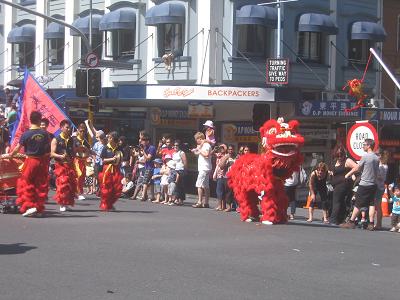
[381,187,390,217]
[303,192,312,208]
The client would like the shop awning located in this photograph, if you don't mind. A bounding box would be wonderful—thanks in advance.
[7,24,36,43]
[298,13,338,35]
[351,21,386,42]
[44,22,65,39]
[145,1,185,26]
[70,14,103,36]
[99,8,137,31]
[236,5,278,27]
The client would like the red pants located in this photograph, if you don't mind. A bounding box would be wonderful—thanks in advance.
[99,165,122,211]
[74,158,86,194]
[54,162,76,206]
[16,156,50,214]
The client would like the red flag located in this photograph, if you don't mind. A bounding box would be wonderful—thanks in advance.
[10,69,70,150]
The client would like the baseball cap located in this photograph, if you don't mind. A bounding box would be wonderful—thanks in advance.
[203,120,214,128]
[154,158,163,164]
[167,160,176,169]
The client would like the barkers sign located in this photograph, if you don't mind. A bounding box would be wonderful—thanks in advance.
[146,86,274,101]
[346,122,379,161]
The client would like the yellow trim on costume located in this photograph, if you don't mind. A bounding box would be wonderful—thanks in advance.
[74,159,82,178]
[102,143,118,184]
[59,132,70,148]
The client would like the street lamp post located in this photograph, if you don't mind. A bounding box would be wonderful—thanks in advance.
[258,0,299,58]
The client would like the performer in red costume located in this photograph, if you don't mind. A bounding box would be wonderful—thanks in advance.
[51,120,77,212]
[99,131,123,211]
[228,118,304,225]
[1,111,51,217]
[72,123,90,201]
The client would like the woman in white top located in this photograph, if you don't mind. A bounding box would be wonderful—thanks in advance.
[172,140,187,205]
[285,171,299,220]
[374,149,389,229]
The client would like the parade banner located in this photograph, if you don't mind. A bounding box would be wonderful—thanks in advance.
[11,69,72,150]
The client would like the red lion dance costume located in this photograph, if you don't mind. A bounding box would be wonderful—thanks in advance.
[98,144,123,211]
[54,133,77,207]
[228,118,304,225]
[17,155,50,214]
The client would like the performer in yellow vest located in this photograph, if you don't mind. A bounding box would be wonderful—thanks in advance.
[72,123,90,201]
[99,131,123,211]
[51,120,77,212]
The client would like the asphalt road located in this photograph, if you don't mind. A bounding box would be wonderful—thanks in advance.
[0,194,398,300]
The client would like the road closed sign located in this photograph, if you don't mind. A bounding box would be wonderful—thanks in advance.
[346,122,379,160]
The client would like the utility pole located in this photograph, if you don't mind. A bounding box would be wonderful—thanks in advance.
[258,0,298,58]
[88,0,94,144]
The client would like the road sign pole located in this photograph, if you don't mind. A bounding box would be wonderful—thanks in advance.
[88,96,94,145]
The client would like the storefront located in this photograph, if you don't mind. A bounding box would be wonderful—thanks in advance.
[145,85,275,153]
[361,108,400,183]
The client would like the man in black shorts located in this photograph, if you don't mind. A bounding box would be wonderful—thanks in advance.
[340,138,379,230]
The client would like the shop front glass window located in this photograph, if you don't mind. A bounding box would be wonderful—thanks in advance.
[157,23,183,57]
[237,24,267,58]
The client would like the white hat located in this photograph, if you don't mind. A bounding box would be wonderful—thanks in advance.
[203,120,214,128]
[167,160,176,169]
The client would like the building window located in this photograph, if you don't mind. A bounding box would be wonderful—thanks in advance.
[12,42,34,68]
[105,30,135,60]
[81,34,102,60]
[298,32,322,63]
[48,38,64,66]
[397,15,400,52]
[348,39,371,65]
[237,25,267,58]
[157,23,183,57]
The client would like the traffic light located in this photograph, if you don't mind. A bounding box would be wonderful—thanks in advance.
[87,68,102,97]
[252,103,270,131]
[76,69,87,97]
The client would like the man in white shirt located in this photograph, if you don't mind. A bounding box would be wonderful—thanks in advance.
[191,132,212,208]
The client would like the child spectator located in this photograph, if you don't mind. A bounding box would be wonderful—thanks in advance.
[121,174,135,198]
[167,160,179,206]
[85,157,95,194]
[389,185,400,232]
[160,155,171,204]
[203,120,216,146]
[151,158,163,203]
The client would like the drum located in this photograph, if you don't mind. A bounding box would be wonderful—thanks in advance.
[0,158,23,193]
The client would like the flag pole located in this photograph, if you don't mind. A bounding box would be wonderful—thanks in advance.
[370,47,400,91]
